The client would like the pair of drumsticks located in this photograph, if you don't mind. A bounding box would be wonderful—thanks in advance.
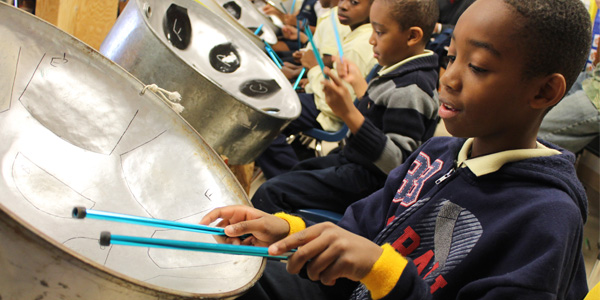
[72,207,294,261]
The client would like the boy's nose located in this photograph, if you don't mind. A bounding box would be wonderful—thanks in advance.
[369,32,376,45]
[440,65,461,92]
[338,0,348,10]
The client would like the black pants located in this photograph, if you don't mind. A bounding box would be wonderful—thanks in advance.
[252,153,387,215]
[255,93,322,179]
[236,260,358,300]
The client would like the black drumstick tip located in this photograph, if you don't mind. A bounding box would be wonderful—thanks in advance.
[72,207,87,219]
[99,231,111,246]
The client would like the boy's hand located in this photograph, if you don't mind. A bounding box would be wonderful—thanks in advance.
[335,56,368,98]
[281,25,298,40]
[269,222,383,286]
[323,67,364,133]
[200,205,290,247]
[262,4,284,20]
[281,61,303,79]
[300,49,319,70]
[292,50,305,63]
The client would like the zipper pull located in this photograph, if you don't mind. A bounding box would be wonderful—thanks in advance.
[435,168,455,185]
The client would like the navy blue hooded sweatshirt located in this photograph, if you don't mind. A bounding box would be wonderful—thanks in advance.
[339,136,588,299]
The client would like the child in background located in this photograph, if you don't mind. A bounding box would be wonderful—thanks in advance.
[256,0,377,179]
[280,0,351,81]
[202,0,591,299]
[263,0,319,53]
[252,0,439,215]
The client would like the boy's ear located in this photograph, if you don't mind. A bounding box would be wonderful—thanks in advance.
[407,26,424,47]
[530,73,566,109]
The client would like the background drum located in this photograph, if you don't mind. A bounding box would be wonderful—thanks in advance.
[0,3,263,299]
[195,0,279,46]
[101,0,301,165]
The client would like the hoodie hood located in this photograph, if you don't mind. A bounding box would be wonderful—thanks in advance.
[500,139,588,223]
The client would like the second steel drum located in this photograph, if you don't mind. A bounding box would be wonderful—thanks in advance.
[194,0,279,46]
[101,0,301,165]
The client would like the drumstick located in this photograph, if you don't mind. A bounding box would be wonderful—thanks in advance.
[290,0,298,13]
[254,23,264,35]
[303,24,329,79]
[293,67,306,90]
[100,231,296,261]
[279,2,288,14]
[263,41,283,69]
[296,18,301,50]
[72,207,226,236]
[331,12,344,63]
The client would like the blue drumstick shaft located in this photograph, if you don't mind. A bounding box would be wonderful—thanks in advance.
[331,12,344,63]
[280,2,288,14]
[73,207,225,236]
[103,232,295,261]
[264,41,283,69]
[254,24,264,35]
[290,0,297,13]
[296,18,301,50]
[304,24,328,79]
[293,67,306,90]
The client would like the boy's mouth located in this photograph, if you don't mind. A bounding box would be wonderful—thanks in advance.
[438,102,461,119]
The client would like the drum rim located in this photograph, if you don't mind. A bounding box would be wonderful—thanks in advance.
[0,201,267,298]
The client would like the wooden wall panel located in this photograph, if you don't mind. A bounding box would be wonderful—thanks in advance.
[35,0,119,50]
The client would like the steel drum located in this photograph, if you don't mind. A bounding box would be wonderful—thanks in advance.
[101,0,301,165]
[0,3,264,299]
[196,0,280,45]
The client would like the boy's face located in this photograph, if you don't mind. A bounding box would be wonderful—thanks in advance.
[368,0,411,67]
[439,0,537,141]
[337,0,371,30]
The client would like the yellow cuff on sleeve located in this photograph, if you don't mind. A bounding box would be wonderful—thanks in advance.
[273,212,306,236]
[360,243,407,300]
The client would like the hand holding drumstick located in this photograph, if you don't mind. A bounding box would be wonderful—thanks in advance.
[200,206,382,286]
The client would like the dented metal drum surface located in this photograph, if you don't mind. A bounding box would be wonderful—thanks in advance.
[100,0,301,165]
[0,3,263,299]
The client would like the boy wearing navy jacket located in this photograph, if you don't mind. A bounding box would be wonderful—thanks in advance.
[201,0,591,299]
[252,0,440,214]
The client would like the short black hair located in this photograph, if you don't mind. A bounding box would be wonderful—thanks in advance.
[503,0,592,91]
[381,0,439,44]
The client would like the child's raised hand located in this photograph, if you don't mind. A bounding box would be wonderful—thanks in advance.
[322,67,354,117]
[262,4,284,19]
[300,49,319,70]
[199,205,290,247]
[281,61,303,79]
[281,25,298,40]
[268,222,383,286]
[335,56,367,97]
[322,68,364,133]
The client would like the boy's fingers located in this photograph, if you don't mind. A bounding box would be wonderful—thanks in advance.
[199,207,225,225]
[270,227,314,255]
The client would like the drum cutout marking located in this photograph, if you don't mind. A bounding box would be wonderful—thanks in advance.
[223,1,242,19]
[239,79,281,99]
[163,4,192,50]
[209,43,241,73]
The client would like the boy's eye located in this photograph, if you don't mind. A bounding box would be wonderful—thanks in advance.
[442,55,456,69]
[468,63,487,73]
